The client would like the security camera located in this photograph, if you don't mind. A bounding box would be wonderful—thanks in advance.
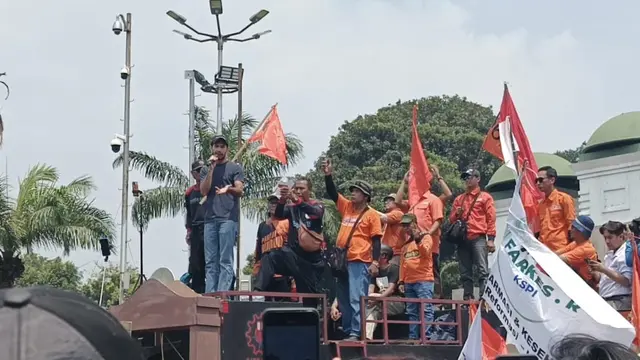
[112,16,124,35]
[111,135,125,153]
[120,66,130,80]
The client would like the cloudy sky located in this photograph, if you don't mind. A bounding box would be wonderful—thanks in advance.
[1,0,638,282]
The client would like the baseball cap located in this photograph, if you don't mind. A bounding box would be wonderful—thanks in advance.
[0,286,145,360]
[267,195,279,202]
[461,168,481,179]
[572,215,595,239]
[210,135,228,146]
[191,160,204,172]
[400,213,417,225]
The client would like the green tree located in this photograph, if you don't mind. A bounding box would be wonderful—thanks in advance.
[80,263,138,308]
[15,253,82,291]
[555,141,587,163]
[305,96,502,252]
[113,107,304,229]
[0,165,115,288]
[243,253,255,276]
[440,260,462,299]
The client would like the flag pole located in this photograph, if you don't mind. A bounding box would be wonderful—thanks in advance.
[235,63,244,290]
[231,103,278,162]
[504,82,520,176]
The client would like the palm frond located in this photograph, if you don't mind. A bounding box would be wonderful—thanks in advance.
[112,151,189,188]
[131,186,185,230]
[319,199,340,244]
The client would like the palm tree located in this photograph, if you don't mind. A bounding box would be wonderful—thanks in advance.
[0,164,115,287]
[112,107,304,229]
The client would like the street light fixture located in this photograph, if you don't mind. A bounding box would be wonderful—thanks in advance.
[166,3,270,134]
[210,0,223,15]
[111,12,133,306]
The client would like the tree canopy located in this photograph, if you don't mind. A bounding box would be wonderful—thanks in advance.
[15,253,82,291]
[80,263,138,308]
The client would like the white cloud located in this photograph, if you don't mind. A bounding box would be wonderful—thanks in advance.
[0,0,632,278]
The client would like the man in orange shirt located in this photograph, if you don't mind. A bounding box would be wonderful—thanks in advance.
[449,168,496,300]
[397,213,435,340]
[380,194,405,265]
[324,159,383,341]
[557,215,599,290]
[394,165,448,296]
[537,166,576,252]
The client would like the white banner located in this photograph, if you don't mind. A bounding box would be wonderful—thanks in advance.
[483,174,635,358]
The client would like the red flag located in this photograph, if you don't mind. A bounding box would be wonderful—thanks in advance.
[465,304,508,360]
[247,105,288,165]
[630,241,640,347]
[483,84,543,233]
[408,104,432,207]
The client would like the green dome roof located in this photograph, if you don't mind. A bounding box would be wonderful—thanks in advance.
[583,112,640,153]
[486,152,575,191]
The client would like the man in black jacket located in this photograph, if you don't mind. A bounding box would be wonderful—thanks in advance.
[253,177,325,306]
[185,160,206,293]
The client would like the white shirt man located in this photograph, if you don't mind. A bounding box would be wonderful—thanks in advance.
[591,221,633,311]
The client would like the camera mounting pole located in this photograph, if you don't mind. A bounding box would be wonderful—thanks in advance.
[112,12,133,305]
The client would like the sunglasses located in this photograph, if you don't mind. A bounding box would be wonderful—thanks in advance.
[535,177,546,184]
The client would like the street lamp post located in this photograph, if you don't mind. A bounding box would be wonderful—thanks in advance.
[166,4,270,134]
[112,13,133,305]
[184,66,244,289]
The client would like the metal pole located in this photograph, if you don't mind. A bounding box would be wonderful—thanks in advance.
[216,39,223,134]
[185,70,196,175]
[139,195,144,284]
[118,12,132,305]
[235,63,243,290]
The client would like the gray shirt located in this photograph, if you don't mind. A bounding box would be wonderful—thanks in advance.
[199,161,244,222]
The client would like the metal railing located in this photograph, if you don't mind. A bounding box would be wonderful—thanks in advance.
[360,296,475,345]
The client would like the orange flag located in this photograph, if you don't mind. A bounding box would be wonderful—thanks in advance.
[631,241,640,347]
[247,105,288,165]
[482,84,543,233]
[408,104,432,207]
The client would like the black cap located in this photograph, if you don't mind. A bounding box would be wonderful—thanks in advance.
[191,160,204,172]
[0,286,145,360]
[267,195,278,202]
[461,168,481,179]
[210,135,228,146]
[349,180,373,199]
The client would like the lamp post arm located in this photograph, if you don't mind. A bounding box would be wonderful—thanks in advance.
[226,37,255,43]
[182,23,219,40]
[222,22,254,40]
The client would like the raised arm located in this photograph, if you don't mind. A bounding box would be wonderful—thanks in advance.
[395,171,410,210]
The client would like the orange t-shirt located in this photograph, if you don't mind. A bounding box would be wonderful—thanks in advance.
[335,194,383,263]
[558,241,598,289]
[538,189,576,252]
[409,191,444,255]
[382,209,405,256]
[449,188,496,240]
[399,235,434,284]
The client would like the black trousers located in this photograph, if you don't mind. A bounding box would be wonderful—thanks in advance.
[458,235,489,300]
[188,224,205,294]
[254,246,324,307]
[265,276,292,302]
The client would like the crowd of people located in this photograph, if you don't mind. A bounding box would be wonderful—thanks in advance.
[182,134,640,342]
